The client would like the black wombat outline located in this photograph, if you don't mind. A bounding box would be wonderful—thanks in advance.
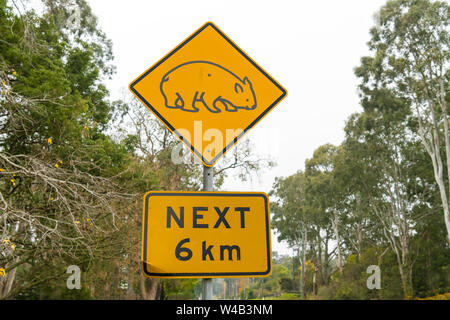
[159,60,257,113]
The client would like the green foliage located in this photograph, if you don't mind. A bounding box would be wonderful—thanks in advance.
[0,0,146,299]
[164,279,200,300]
[1,0,449,300]
[270,0,449,300]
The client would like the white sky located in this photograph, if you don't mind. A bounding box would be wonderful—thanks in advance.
[88,0,386,255]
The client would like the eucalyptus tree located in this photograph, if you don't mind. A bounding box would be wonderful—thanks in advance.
[304,144,346,274]
[355,0,450,243]
[342,84,433,297]
[270,171,312,296]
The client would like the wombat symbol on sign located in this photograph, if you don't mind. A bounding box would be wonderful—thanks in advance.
[160,61,257,113]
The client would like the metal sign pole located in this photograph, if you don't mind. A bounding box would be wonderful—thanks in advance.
[202,165,214,300]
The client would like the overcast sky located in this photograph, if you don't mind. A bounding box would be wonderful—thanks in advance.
[87,0,387,254]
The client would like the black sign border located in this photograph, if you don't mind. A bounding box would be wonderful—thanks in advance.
[142,192,271,278]
[129,22,287,167]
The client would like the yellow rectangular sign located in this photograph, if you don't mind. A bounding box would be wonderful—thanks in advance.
[141,191,272,278]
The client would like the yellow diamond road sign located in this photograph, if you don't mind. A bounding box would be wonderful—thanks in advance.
[141,192,272,278]
[129,22,287,166]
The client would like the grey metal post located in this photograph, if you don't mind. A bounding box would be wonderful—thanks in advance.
[203,165,213,192]
[202,165,214,300]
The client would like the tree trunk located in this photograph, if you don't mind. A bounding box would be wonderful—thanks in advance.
[298,226,306,299]
[312,268,317,296]
[317,231,323,285]
[323,230,331,284]
[415,96,450,244]
[443,203,450,244]
[331,211,343,273]
[438,78,450,244]
[397,262,412,299]
[355,192,363,260]
[1,266,16,299]
[139,274,159,300]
